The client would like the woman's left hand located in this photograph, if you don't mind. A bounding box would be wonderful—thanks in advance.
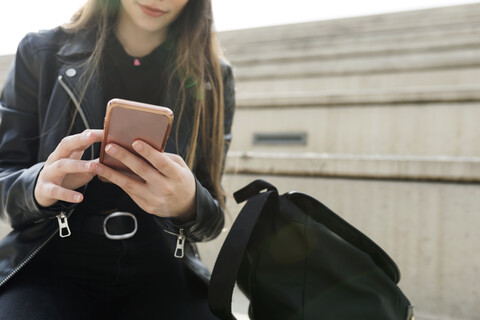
[94,140,196,222]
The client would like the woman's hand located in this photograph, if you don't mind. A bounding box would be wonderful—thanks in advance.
[34,130,103,207]
[94,140,196,222]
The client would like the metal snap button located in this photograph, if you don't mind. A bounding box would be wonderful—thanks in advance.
[65,68,77,77]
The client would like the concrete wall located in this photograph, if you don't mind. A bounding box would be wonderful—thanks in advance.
[0,55,13,88]
[1,3,480,319]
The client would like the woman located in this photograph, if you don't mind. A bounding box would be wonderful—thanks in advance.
[0,0,235,318]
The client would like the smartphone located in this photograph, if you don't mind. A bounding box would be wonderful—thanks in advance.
[99,98,174,180]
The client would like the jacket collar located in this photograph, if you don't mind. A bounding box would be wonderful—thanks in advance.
[57,28,97,62]
[56,28,105,130]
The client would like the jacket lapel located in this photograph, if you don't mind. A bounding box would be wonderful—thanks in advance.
[56,29,105,130]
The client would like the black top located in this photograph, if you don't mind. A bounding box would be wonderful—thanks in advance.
[101,34,172,107]
[77,34,175,216]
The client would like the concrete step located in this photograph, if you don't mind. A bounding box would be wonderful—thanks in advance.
[225,152,480,182]
[236,68,480,97]
[236,85,480,107]
[229,102,480,158]
[232,46,480,80]
[223,24,480,62]
[219,3,480,45]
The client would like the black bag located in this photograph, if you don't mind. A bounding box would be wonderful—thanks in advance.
[209,180,414,320]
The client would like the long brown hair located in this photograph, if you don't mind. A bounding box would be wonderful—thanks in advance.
[64,0,226,207]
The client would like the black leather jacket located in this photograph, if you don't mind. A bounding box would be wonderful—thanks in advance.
[0,27,235,287]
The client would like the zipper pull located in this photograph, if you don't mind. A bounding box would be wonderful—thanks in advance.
[164,228,185,258]
[56,212,71,238]
[406,305,415,320]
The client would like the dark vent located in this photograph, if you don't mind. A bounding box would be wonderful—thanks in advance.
[253,133,307,145]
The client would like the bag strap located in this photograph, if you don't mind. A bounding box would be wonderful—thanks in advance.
[208,180,277,320]
[233,179,277,203]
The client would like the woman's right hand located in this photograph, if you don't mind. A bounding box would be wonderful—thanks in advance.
[34,129,103,208]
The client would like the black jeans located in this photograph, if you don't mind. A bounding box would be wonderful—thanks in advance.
[0,212,216,320]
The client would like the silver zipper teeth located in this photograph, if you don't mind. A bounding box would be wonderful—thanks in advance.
[57,75,90,130]
[0,208,75,288]
[0,228,58,287]
[0,74,92,287]
[58,75,94,159]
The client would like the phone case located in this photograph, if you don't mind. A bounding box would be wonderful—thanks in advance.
[99,98,173,180]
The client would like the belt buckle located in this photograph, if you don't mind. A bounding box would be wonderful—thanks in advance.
[103,212,138,240]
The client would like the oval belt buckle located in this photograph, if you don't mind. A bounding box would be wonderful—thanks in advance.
[103,212,138,240]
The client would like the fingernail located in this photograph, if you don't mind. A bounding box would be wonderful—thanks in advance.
[133,141,143,151]
[74,195,82,202]
[105,144,116,154]
[85,162,92,169]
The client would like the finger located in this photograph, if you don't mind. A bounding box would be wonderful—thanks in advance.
[41,183,84,204]
[132,141,179,177]
[103,143,158,180]
[47,159,96,179]
[94,162,145,197]
[71,150,84,160]
[49,130,103,162]
[163,153,188,168]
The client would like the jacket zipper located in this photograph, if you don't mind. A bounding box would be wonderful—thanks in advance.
[56,211,72,238]
[55,75,94,239]
[0,231,56,287]
[57,76,92,132]
[58,75,94,158]
[0,75,93,288]
[164,228,186,258]
[0,209,74,287]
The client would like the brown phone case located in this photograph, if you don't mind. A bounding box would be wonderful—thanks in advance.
[99,98,173,180]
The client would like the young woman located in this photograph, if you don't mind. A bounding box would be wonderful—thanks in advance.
[0,0,235,318]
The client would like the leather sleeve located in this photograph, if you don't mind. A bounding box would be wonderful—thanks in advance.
[159,63,236,242]
[0,34,59,229]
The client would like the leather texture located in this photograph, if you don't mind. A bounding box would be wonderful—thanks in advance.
[0,27,235,287]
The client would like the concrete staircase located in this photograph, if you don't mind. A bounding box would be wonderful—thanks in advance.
[220,3,480,184]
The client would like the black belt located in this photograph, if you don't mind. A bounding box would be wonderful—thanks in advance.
[77,211,138,240]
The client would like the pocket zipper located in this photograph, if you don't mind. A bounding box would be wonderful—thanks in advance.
[164,228,185,258]
[56,211,71,238]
